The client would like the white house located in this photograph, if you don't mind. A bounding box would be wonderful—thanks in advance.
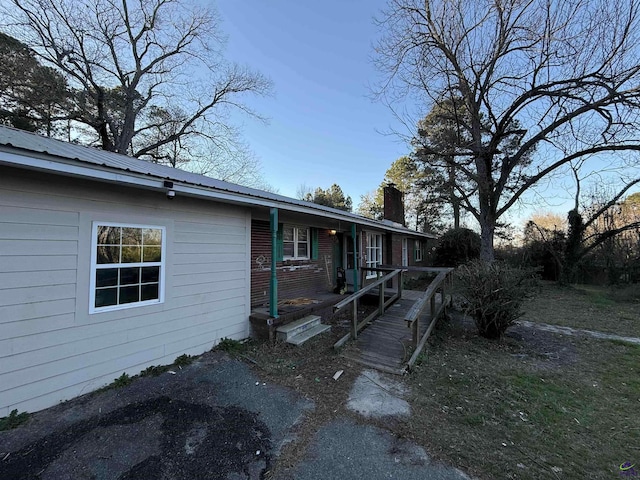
[0,126,436,416]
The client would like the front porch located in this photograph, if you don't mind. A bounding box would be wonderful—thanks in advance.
[249,291,344,341]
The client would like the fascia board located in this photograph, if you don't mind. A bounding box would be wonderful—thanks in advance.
[0,150,436,239]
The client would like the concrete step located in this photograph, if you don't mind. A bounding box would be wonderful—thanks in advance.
[276,315,322,341]
[286,324,331,346]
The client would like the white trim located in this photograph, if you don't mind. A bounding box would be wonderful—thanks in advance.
[89,221,166,314]
[365,232,383,279]
[402,238,408,266]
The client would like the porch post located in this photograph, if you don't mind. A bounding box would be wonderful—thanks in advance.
[270,207,278,318]
[351,223,359,292]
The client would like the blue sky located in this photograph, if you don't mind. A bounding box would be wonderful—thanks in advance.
[216,1,639,229]
[218,1,408,205]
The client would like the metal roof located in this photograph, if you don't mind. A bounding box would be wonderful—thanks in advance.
[0,125,437,238]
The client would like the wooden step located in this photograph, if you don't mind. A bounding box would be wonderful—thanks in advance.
[276,315,322,341]
[286,324,331,346]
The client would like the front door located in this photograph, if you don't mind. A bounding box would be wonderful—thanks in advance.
[344,234,359,286]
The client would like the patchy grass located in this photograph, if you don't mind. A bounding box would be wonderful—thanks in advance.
[520,281,640,337]
[403,307,640,480]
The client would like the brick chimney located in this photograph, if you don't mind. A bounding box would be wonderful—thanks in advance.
[383,183,405,226]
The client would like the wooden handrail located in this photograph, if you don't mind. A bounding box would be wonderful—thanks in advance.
[333,268,404,348]
[404,269,452,326]
[333,269,402,311]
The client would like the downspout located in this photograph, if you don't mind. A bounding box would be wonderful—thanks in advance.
[270,207,278,318]
[352,223,359,292]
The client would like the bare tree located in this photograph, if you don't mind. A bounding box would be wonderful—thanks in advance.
[4,0,271,163]
[374,0,640,261]
[570,180,640,275]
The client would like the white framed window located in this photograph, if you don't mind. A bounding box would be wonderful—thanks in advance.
[415,240,423,262]
[402,238,408,266]
[90,222,166,313]
[366,233,383,279]
[283,225,309,260]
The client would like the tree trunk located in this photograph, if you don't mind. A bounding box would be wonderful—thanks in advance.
[479,215,495,262]
[448,163,460,228]
[476,152,496,262]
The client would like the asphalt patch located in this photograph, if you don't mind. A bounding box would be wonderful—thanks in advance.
[0,353,315,480]
[1,396,271,480]
[277,418,469,480]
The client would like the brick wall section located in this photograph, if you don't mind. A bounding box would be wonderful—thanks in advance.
[251,220,335,307]
[389,234,403,265]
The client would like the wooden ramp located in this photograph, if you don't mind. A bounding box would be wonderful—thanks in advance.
[341,290,443,375]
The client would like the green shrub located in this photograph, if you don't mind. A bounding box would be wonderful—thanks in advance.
[0,409,29,431]
[140,364,170,377]
[217,337,246,354]
[174,354,194,366]
[111,372,132,388]
[434,228,481,267]
[455,260,537,339]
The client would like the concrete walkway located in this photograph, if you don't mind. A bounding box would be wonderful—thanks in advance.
[517,320,640,345]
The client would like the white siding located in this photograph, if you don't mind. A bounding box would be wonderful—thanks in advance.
[0,166,251,416]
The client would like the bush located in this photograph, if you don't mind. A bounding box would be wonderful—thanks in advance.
[608,283,640,303]
[434,228,481,267]
[455,260,537,339]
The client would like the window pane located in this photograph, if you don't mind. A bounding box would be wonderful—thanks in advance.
[93,224,164,311]
[120,267,140,285]
[141,283,159,301]
[119,285,140,304]
[283,227,294,241]
[97,246,120,264]
[96,268,118,287]
[97,226,120,245]
[122,227,142,245]
[297,228,308,241]
[143,228,162,246]
[298,243,308,257]
[95,288,117,307]
[283,243,294,257]
[141,266,160,283]
[143,246,162,262]
[122,246,142,263]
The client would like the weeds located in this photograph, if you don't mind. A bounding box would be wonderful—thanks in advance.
[140,365,170,377]
[217,337,247,354]
[174,354,194,366]
[0,409,29,431]
[111,373,132,388]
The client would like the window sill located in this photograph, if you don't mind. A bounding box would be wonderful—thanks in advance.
[90,298,162,314]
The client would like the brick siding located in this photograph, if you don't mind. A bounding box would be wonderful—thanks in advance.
[251,220,335,306]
